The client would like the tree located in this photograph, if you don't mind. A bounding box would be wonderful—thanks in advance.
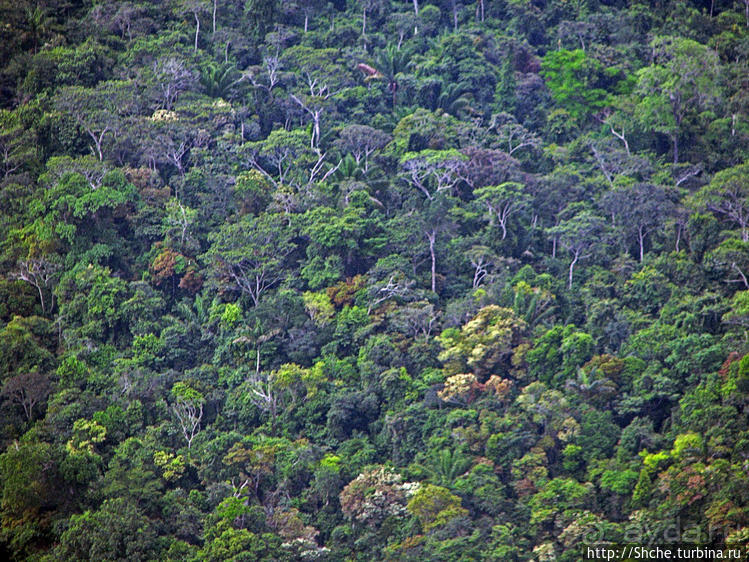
[600,183,674,262]
[399,195,460,293]
[200,61,247,100]
[162,197,197,252]
[366,254,418,312]
[55,83,132,161]
[0,439,62,556]
[335,125,390,173]
[459,147,520,190]
[0,109,36,180]
[400,149,467,201]
[634,36,722,164]
[244,128,333,193]
[540,49,612,122]
[407,484,468,532]
[245,0,279,41]
[178,0,210,52]
[11,257,60,315]
[491,113,541,157]
[706,238,749,289]
[438,305,526,378]
[547,209,606,289]
[0,315,56,380]
[528,477,592,530]
[282,0,325,33]
[1,371,50,421]
[494,57,518,115]
[152,57,196,111]
[390,300,439,341]
[419,448,471,488]
[693,161,749,241]
[21,4,55,54]
[526,324,594,387]
[206,213,295,306]
[371,44,411,107]
[475,182,531,240]
[56,498,161,561]
[464,245,496,289]
[171,381,204,449]
[389,12,418,48]
[339,466,419,527]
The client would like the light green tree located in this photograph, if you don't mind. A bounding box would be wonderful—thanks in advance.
[634,36,722,163]
[171,382,204,449]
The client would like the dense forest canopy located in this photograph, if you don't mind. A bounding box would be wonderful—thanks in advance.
[0,0,749,560]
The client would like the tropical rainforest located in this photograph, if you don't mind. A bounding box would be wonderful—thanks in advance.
[1,0,749,560]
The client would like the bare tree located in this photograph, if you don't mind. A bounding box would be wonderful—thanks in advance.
[367,273,416,313]
[153,57,196,111]
[466,245,496,288]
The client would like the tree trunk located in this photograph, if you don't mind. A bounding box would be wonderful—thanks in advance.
[212,0,217,33]
[428,230,437,293]
[671,133,679,164]
[194,12,200,52]
[88,128,106,161]
[568,250,579,289]
[638,225,645,262]
[476,0,485,22]
[312,112,320,149]
[733,262,749,289]
[36,284,46,315]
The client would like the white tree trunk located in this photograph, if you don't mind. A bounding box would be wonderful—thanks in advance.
[194,12,200,52]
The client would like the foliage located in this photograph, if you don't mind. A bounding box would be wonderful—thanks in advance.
[0,0,748,559]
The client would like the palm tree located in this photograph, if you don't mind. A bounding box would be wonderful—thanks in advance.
[373,44,412,108]
[564,367,617,408]
[329,154,387,207]
[417,448,471,488]
[200,62,247,100]
[511,284,556,329]
[23,5,54,53]
[434,81,473,117]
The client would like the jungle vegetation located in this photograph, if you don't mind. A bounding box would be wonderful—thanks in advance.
[1,0,749,560]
